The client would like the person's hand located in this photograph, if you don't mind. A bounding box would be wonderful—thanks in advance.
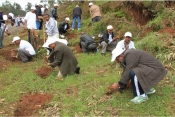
[108,82,120,91]
[46,62,50,66]
[46,56,50,60]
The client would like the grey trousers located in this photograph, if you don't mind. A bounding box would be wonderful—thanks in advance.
[101,40,117,54]
[80,42,97,52]
[18,49,33,61]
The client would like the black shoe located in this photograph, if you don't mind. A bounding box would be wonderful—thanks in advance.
[28,57,33,61]
[75,66,80,74]
[22,60,28,63]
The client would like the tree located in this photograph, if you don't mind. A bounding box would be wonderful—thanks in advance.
[25,2,32,12]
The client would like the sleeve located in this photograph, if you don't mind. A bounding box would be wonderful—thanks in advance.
[120,53,139,84]
[50,50,63,68]
[46,19,56,33]
[24,12,28,20]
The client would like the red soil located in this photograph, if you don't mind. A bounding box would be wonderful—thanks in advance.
[35,66,53,79]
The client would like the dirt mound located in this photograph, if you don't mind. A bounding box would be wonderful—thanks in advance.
[74,44,82,53]
[14,93,53,116]
[0,60,9,73]
[35,66,53,78]
[157,27,175,35]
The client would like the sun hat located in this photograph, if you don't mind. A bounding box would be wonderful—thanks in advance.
[107,25,113,30]
[54,3,59,6]
[89,2,93,6]
[124,32,132,38]
[42,39,56,48]
[31,6,36,10]
[12,36,20,43]
[111,47,125,62]
[65,17,70,21]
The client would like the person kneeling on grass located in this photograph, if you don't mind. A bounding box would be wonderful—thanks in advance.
[42,39,80,80]
[110,47,167,104]
[11,36,36,63]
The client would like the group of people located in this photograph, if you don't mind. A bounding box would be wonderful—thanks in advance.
[1,2,167,104]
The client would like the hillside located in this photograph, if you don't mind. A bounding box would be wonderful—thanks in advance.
[0,1,175,116]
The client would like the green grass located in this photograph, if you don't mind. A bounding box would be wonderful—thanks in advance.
[1,1,175,116]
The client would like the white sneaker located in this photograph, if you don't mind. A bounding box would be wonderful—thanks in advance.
[130,95,148,104]
[146,88,156,95]
[60,35,65,38]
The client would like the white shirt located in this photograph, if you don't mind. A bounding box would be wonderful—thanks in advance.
[116,39,135,50]
[41,8,45,15]
[24,11,37,29]
[19,40,36,55]
[108,33,113,43]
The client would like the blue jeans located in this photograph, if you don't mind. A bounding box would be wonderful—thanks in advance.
[36,21,40,30]
[72,16,81,29]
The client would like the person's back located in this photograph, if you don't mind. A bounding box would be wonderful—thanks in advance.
[50,4,59,20]
[90,4,102,19]
[80,33,97,53]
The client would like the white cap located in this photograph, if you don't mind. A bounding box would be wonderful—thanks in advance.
[38,2,43,6]
[31,6,36,10]
[12,36,20,43]
[54,3,59,6]
[111,47,125,62]
[65,17,70,21]
[124,32,132,38]
[8,13,14,18]
[42,39,56,48]
[89,2,93,6]
[107,25,113,30]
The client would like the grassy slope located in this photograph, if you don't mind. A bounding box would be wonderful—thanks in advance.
[0,1,175,116]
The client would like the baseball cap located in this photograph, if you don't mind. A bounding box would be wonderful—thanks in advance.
[31,6,36,10]
[12,36,20,43]
[107,25,113,30]
[111,47,125,62]
[124,32,132,38]
[89,2,93,6]
[65,17,70,21]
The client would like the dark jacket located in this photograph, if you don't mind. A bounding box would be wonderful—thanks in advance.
[100,31,115,43]
[35,5,42,18]
[73,7,82,19]
[119,49,167,92]
[80,34,95,48]
[50,7,58,20]
[50,42,78,77]
[58,21,70,32]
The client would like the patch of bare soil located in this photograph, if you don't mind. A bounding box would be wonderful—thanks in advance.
[35,66,53,79]
[14,93,53,116]
[0,60,9,73]
[74,44,82,53]
[66,33,79,40]
[157,27,175,35]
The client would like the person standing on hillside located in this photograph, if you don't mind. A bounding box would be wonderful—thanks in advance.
[110,47,167,104]
[0,10,11,49]
[88,2,102,24]
[35,3,43,30]
[99,25,118,55]
[50,3,59,20]
[11,36,36,63]
[79,32,97,53]
[43,39,80,80]
[8,13,15,26]
[72,5,82,30]
[24,6,37,43]
[116,32,135,50]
